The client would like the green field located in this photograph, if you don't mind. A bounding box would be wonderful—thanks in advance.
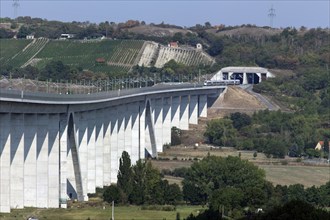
[154,146,330,188]
[259,165,330,187]
[0,39,144,74]
[0,205,205,220]
[35,39,144,73]
[0,39,31,65]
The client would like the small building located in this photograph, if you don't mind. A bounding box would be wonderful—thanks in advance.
[196,43,203,50]
[315,141,324,150]
[95,58,106,64]
[168,42,179,48]
[60,33,75,40]
[26,34,34,40]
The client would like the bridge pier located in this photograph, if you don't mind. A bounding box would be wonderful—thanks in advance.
[24,114,37,208]
[110,107,118,183]
[162,97,172,146]
[0,114,11,213]
[95,109,104,188]
[180,95,189,130]
[103,109,111,186]
[48,114,60,208]
[10,114,24,209]
[154,98,163,152]
[131,103,140,164]
[171,96,180,128]
[0,85,224,213]
[189,95,198,125]
[198,94,207,117]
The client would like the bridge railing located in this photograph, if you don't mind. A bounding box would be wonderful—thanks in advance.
[0,74,209,95]
[0,82,216,103]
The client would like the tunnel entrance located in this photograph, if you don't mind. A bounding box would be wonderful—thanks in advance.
[230,73,243,84]
[247,73,260,84]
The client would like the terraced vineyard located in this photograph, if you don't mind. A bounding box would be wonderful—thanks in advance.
[35,39,144,74]
[3,38,49,67]
[0,39,31,65]
[1,39,215,75]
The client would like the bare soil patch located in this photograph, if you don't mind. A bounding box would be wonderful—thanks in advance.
[208,86,266,118]
[207,27,282,38]
[181,86,268,145]
[125,25,191,37]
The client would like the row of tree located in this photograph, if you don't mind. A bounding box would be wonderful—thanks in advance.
[103,151,182,205]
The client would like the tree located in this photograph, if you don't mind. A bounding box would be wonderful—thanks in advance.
[210,187,244,214]
[204,22,212,28]
[245,200,330,220]
[144,161,164,204]
[287,184,306,202]
[130,160,146,204]
[182,156,267,207]
[117,151,133,203]
[230,112,252,130]
[103,185,121,204]
[208,38,224,56]
[130,159,174,205]
[163,182,183,205]
[16,25,31,38]
[204,119,237,146]
[171,126,181,146]
[172,32,184,44]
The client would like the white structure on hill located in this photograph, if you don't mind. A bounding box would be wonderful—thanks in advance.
[211,66,275,84]
[137,42,215,68]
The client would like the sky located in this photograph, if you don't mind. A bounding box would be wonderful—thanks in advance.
[0,0,329,28]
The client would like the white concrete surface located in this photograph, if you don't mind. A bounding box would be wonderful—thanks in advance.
[162,97,172,146]
[189,95,198,125]
[24,114,37,207]
[0,87,221,213]
[0,114,11,213]
[180,96,189,130]
[198,95,207,118]
[36,114,49,207]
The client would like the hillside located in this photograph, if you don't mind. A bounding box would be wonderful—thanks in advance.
[207,26,282,38]
[0,38,214,74]
[123,25,191,37]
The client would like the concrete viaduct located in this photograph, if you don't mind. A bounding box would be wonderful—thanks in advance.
[0,84,224,213]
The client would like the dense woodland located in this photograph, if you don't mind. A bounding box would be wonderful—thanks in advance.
[1,17,329,219]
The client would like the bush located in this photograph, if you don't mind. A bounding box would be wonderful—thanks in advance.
[141,205,176,211]
[171,127,182,146]
[103,185,121,204]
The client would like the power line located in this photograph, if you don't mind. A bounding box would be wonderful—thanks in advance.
[13,0,20,20]
[268,4,276,28]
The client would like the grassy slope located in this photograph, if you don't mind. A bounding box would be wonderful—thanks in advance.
[1,39,144,74]
[154,146,330,187]
[0,205,205,220]
[260,165,330,187]
[35,39,144,73]
[0,39,31,64]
